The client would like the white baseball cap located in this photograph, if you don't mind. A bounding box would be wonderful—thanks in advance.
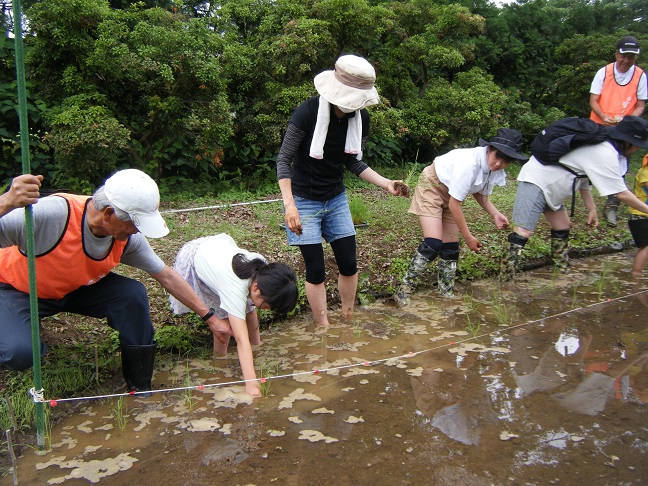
[104,169,169,238]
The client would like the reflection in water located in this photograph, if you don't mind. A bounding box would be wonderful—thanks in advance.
[554,330,581,356]
[431,403,480,446]
[8,253,648,485]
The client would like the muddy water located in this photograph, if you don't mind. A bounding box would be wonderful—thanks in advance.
[6,252,648,485]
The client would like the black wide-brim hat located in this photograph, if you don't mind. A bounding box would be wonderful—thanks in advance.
[608,116,648,149]
[478,127,529,161]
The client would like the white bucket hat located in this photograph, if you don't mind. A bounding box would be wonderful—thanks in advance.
[314,55,380,111]
[104,169,169,238]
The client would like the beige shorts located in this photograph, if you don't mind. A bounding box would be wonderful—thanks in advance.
[408,164,455,224]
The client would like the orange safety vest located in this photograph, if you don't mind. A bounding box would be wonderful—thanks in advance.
[0,194,127,300]
[590,63,645,124]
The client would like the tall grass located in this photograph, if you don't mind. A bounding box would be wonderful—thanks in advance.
[348,195,370,225]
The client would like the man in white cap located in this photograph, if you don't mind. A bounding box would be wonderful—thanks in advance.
[590,35,647,226]
[277,54,408,327]
[0,169,232,394]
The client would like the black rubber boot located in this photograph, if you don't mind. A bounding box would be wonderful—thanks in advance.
[121,344,156,397]
[501,232,528,282]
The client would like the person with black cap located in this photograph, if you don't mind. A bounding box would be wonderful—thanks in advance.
[590,35,646,126]
[276,55,408,327]
[502,116,648,281]
[590,34,647,226]
[394,128,529,307]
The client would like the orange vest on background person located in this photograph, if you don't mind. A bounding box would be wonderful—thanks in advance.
[0,194,128,300]
[590,63,645,124]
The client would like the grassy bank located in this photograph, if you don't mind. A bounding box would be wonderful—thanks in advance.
[0,159,638,467]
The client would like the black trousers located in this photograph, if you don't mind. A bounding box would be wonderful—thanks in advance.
[0,272,154,371]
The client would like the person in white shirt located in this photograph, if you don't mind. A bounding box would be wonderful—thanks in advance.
[170,233,298,396]
[590,36,646,126]
[395,128,529,306]
[502,116,648,281]
[590,35,647,226]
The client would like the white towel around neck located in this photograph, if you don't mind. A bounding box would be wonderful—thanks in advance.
[309,96,362,160]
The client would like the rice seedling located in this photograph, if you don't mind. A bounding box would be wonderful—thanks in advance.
[258,362,279,398]
[353,322,363,338]
[488,290,515,326]
[111,396,129,432]
[462,293,482,315]
[382,314,402,332]
[532,270,560,295]
[465,313,482,337]
[43,406,53,451]
[493,300,514,326]
[182,362,200,411]
[297,208,329,229]
[571,285,580,307]
[402,153,420,187]
[592,264,616,300]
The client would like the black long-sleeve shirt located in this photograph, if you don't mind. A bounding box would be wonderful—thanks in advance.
[276,96,370,201]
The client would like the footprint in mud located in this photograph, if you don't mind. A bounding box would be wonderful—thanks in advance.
[202,439,250,465]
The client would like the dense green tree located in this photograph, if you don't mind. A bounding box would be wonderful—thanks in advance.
[1,0,12,36]
[552,32,648,117]
[474,0,644,114]
[26,0,232,189]
[108,0,172,8]
[622,0,648,34]
[401,67,510,158]
[0,36,51,187]
[4,0,645,190]
[221,0,494,169]
[377,1,485,104]
[1,0,42,36]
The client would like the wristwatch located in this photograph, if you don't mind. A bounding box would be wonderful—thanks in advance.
[201,308,215,322]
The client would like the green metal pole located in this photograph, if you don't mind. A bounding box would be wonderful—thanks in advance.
[12,0,46,448]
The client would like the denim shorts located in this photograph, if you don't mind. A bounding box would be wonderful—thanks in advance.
[286,191,356,245]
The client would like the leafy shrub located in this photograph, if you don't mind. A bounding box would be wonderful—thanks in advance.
[402,68,509,155]
[44,104,130,190]
[155,323,209,354]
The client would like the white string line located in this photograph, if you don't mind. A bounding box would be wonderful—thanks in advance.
[43,288,647,406]
[161,199,282,214]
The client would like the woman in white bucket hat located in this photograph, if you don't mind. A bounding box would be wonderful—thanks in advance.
[277,55,408,327]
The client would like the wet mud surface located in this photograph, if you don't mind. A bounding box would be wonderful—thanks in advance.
[5,252,648,485]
